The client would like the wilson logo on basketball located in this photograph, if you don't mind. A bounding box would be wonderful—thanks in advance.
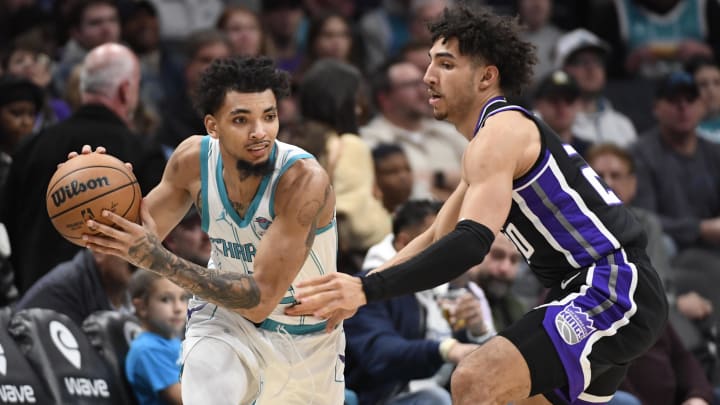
[50,177,111,207]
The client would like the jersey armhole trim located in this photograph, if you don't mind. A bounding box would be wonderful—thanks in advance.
[200,136,210,232]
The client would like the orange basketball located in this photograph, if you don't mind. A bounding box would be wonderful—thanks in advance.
[46,152,141,246]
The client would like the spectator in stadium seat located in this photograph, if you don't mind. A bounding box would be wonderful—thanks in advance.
[345,199,486,405]
[125,269,189,405]
[555,29,638,147]
[686,57,720,143]
[15,249,135,326]
[532,70,593,157]
[1,43,165,292]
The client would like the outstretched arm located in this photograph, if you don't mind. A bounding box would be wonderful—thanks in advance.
[369,180,468,275]
[290,111,538,326]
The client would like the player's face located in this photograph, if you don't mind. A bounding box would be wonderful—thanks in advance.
[143,278,190,339]
[209,89,279,170]
[424,38,481,124]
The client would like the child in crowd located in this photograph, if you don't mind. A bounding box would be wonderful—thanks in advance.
[125,269,190,405]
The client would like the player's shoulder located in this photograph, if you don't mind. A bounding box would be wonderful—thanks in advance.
[280,157,329,185]
[163,135,204,182]
[169,135,204,162]
[480,109,537,142]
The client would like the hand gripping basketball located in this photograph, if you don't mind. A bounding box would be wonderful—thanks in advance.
[47,146,140,246]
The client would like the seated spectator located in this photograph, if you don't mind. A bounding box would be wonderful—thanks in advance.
[162,207,210,267]
[590,0,720,79]
[1,44,166,292]
[15,249,135,326]
[686,57,720,143]
[0,75,43,178]
[155,29,230,155]
[555,29,638,147]
[125,269,189,405]
[632,73,720,330]
[455,234,527,332]
[532,70,592,157]
[119,0,183,136]
[297,11,365,80]
[52,0,121,97]
[216,5,268,58]
[586,144,715,357]
[361,59,467,200]
[345,200,488,405]
[518,0,565,85]
[261,0,305,74]
[297,59,391,272]
[2,36,72,131]
[619,323,715,405]
[371,143,414,214]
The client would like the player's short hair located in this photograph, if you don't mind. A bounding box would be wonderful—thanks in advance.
[195,56,290,116]
[428,4,536,95]
[392,199,442,236]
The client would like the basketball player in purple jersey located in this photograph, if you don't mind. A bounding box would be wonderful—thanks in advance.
[287,5,667,405]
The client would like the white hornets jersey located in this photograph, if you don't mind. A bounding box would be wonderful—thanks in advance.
[199,136,337,333]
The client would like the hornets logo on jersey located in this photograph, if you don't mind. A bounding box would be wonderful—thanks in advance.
[251,217,272,238]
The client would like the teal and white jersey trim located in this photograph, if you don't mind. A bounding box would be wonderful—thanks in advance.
[200,137,338,330]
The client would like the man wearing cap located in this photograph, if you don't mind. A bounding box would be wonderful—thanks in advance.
[555,29,638,148]
[532,70,592,157]
[632,71,720,335]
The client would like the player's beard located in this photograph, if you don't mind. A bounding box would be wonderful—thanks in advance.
[236,158,274,180]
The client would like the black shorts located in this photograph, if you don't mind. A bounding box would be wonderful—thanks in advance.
[499,248,667,404]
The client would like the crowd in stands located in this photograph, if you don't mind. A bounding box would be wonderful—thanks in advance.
[0,0,720,404]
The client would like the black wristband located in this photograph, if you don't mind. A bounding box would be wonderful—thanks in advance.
[362,219,495,302]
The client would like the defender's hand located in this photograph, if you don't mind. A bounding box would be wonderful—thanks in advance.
[286,273,366,322]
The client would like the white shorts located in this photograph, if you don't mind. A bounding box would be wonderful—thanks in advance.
[182,299,346,405]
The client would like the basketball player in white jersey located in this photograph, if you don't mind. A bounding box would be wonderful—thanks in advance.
[77,57,345,404]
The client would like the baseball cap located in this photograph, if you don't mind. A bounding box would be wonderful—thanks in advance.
[654,71,700,100]
[554,29,610,68]
[534,70,580,101]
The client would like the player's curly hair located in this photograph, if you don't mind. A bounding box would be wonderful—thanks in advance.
[428,4,537,96]
[195,56,290,116]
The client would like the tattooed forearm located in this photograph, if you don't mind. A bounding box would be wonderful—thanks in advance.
[128,233,261,310]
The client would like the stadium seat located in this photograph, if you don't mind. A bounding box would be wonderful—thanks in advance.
[8,308,126,405]
[82,310,142,405]
[0,306,53,404]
